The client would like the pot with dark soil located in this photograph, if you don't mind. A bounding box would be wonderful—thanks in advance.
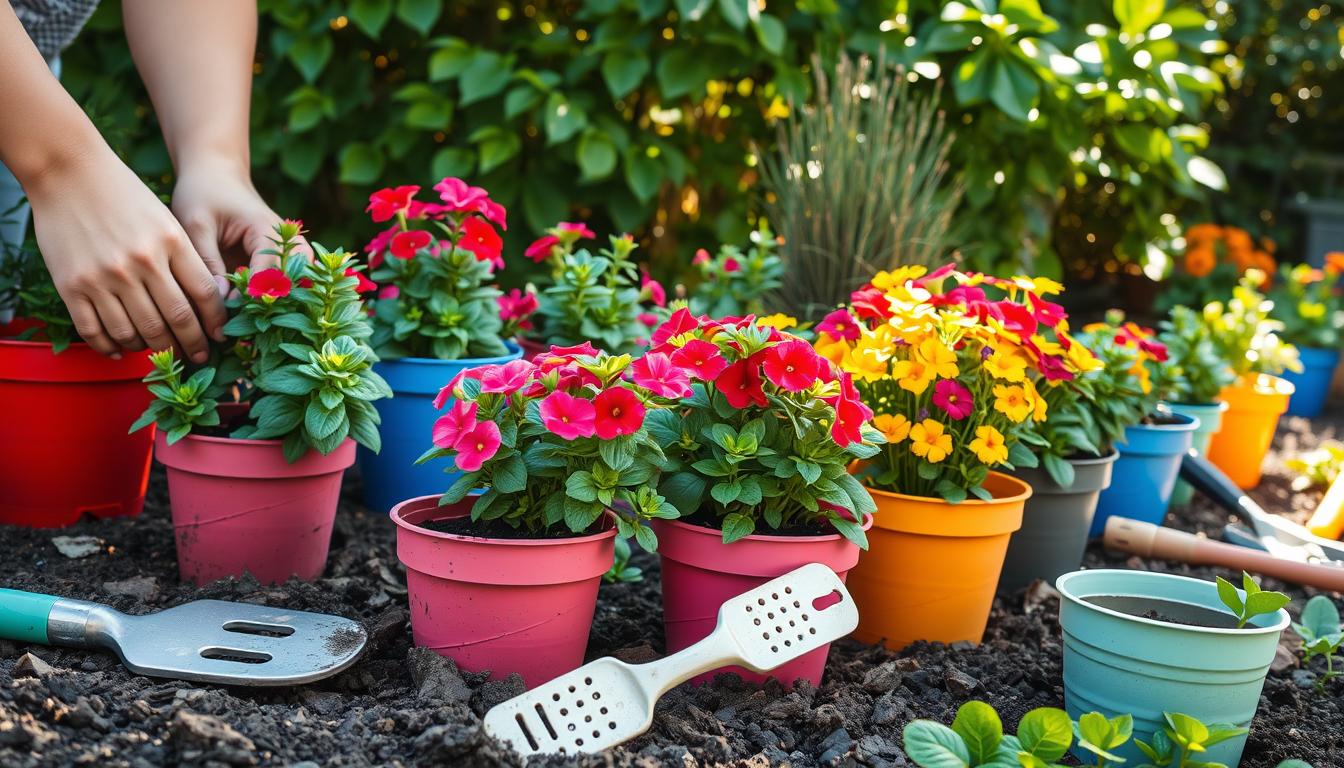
[1090,411,1198,536]
[1056,568,1290,767]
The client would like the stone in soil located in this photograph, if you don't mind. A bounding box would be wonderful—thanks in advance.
[1,413,1341,766]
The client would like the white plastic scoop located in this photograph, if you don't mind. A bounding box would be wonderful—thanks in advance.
[483,562,858,757]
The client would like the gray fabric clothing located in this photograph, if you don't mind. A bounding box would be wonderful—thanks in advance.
[12,0,99,58]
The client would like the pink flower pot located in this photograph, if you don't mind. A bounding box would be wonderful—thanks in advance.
[652,515,872,688]
[391,494,616,687]
[516,335,548,362]
[155,433,354,585]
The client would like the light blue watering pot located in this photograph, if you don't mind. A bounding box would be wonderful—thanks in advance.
[1090,412,1198,536]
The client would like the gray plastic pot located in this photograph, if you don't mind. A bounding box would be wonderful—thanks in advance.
[998,450,1118,593]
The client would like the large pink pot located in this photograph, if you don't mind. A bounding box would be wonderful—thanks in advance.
[155,433,353,585]
[391,494,616,687]
[652,515,872,688]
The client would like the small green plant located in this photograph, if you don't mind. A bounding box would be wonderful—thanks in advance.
[1156,305,1237,406]
[902,700,1075,768]
[1216,571,1291,629]
[1134,713,1247,768]
[1266,263,1344,350]
[1074,711,1136,767]
[2,247,77,353]
[1293,595,1344,693]
[602,537,644,584]
[1285,441,1344,491]
[526,224,651,354]
[686,223,784,318]
[131,351,225,443]
[1202,271,1302,380]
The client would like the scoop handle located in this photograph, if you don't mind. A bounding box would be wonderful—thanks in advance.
[0,588,57,644]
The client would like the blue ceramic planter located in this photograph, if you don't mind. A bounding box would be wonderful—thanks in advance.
[357,344,522,513]
[1281,346,1340,418]
[1164,401,1228,506]
[1056,569,1288,767]
[1090,412,1198,537]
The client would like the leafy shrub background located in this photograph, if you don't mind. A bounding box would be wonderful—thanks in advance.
[57,0,1337,283]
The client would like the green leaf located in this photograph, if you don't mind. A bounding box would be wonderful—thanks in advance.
[304,402,346,440]
[954,47,994,105]
[1215,576,1244,614]
[656,47,712,99]
[338,142,384,184]
[717,0,749,29]
[710,481,742,506]
[902,720,971,768]
[396,0,441,34]
[720,512,755,543]
[752,14,786,56]
[601,50,650,99]
[544,93,588,144]
[623,147,663,202]
[349,0,393,36]
[1245,590,1291,619]
[428,39,473,81]
[460,51,512,105]
[577,130,618,180]
[1016,708,1072,762]
[442,471,480,504]
[989,56,1039,121]
[431,147,475,179]
[660,471,707,515]
[288,35,333,83]
[1301,596,1341,639]
[1113,0,1165,35]
[676,0,712,21]
[566,471,599,503]
[471,127,522,173]
[952,701,1003,765]
[492,453,527,493]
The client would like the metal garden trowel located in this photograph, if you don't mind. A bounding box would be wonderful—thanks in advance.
[0,588,367,686]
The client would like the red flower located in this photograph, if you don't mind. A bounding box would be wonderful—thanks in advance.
[246,268,292,299]
[628,352,692,398]
[930,284,987,307]
[932,379,974,420]
[1029,295,1067,327]
[650,307,701,353]
[850,287,892,323]
[722,257,741,273]
[761,340,821,392]
[641,272,667,307]
[497,288,538,329]
[593,387,646,440]
[692,248,711,266]
[670,339,730,381]
[825,372,872,447]
[378,285,400,300]
[345,267,376,293]
[525,234,561,263]
[815,309,860,342]
[366,186,419,223]
[718,355,767,409]
[433,177,489,213]
[458,217,503,267]
[391,230,432,260]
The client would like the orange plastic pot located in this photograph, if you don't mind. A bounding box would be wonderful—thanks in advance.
[1204,374,1294,489]
[847,472,1030,651]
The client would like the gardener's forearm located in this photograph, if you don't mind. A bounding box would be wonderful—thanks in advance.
[123,0,258,176]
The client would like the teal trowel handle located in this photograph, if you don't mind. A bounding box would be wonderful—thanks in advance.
[0,588,58,644]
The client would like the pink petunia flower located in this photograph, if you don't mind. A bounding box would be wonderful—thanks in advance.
[629,352,692,398]
[593,387,646,440]
[433,368,484,409]
[457,217,503,267]
[649,307,701,352]
[557,221,596,239]
[247,268,292,299]
[478,359,535,394]
[722,257,741,273]
[761,340,821,393]
[815,309,861,342]
[391,230,432,260]
[638,312,659,327]
[364,225,399,268]
[692,248,711,266]
[378,285,400,300]
[453,420,501,472]
[479,198,508,231]
[434,177,489,213]
[932,379,974,421]
[641,272,667,307]
[497,289,538,329]
[670,339,729,381]
[432,400,479,449]
[525,235,560,263]
[539,390,597,440]
[366,186,419,223]
[824,372,872,447]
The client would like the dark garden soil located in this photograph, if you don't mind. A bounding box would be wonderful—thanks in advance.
[3,412,1342,767]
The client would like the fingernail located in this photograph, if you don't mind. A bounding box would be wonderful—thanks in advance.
[214,275,230,296]
[192,351,208,364]
[111,353,122,360]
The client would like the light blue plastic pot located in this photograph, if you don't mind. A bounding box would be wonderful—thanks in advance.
[1090,412,1198,537]
[1164,401,1228,506]
[1056,569,1288,767]
[357,344,522,512]
[1280,346,1340,418]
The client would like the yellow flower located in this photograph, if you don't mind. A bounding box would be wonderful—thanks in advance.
[993,384,1032,423]
[1130,360,1153,395]
[910,419,953,463]
[1011,275,1064,296]
[1024,378,1048,422]
[872,414,911,444]
[892,358,935,394]
[1029,334,1065,359]
[1062,334,1103,373]
[969,425,1009,465]
[871,266,927,292]
[757,313,798,330]
[984,350,1028,381]
[1300,301,1327,320]
[844,332,893,382]
[916,337,959,379]
[814,332,849,367]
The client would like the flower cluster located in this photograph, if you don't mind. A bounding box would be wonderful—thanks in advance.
[687,223,785,318]
[133,223,391,462]
[1155,305,1237,406]
[1160,223,1277,313]
[363,178,531,360]
[815,265,1080,502]
[1266,262,1344,350]
[1203,270,1303,380]
[418,345,679,546]
[648,310,880,546]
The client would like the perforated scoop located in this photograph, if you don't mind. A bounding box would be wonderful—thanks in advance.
[483,563,858,756]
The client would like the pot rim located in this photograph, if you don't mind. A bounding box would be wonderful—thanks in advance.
[390,493,617,547]
[655,511,875,544]
[1134,411,1199,432]
[862,470,1033,506]
[1162,399,1230,413]
[375,341,523,368]
[1229,373,1296,397]
[1056,568,1290,636]
[1061,448,1121,467]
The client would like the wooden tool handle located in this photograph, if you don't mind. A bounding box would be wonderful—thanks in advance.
[1104,517,1344,593]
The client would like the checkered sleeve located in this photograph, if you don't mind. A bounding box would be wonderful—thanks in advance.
[11,0,101,59]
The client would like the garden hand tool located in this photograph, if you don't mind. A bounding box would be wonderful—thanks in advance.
[0,588,367,686]
[483,563,858,757]
[1180,450,1344,563]
[1103,517,1344,593]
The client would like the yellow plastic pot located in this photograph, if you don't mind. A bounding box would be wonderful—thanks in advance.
[1204,374,1294,489]
[847,472,1030,651]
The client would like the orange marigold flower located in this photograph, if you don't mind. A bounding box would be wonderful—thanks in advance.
[1326,252,1344,276]
[1183,244,1215,277]
[1185,223,1222,246]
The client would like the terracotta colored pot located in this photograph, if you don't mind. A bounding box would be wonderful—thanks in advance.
[0,326,153,527]
[848,472,1029,650]
[1205,375,1294,489]
[156,433,354,585]
[652,514,871,688]
[391,494,615,687]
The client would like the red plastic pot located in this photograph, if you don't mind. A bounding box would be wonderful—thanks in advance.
[156,433,354,585]
[516,335,548,362]
[391,494,615,687]
[0,325,154,528]
[652,514,872,688]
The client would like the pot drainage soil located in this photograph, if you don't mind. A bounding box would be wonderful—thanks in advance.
[1,413,1340,767]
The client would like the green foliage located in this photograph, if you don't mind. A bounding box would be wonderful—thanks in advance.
[1293,594,1344,693]
[1285,440,1344,491]
[129,350,224,444]
[685,222,785,318]
[1202,272,1303,379]
[1215,570,1291,629]
[531,228,649,353]
[602,536,644,583]
[1135,712,1248,768]
[1266,263,1344,350]
[1155,305,1237,405]
[1,248,77,354]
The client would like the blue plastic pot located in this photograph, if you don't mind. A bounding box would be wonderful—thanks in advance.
[1090,412,1198,537]
[357,344,522,513]
[1280,346,1340,418]
[1164,401,1227,506]
[1056,569,1288,767]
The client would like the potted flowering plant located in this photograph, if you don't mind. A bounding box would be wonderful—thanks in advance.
[393,346,678,686]
[1159,224,1277,313]
[686,223,785,318]
[0,247,154,528]
[520,223,660,357]
[1267,262,1344,417]
[1203,271,1304,488]
[1155,305,1238,505]
[131,222,389,584]
[357,178,530,511]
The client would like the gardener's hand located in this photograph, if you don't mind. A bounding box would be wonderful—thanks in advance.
[171,159,307,275]
[27,146,226,361]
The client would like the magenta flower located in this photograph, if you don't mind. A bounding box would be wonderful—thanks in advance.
[433,369,484,410]
[478,359,534,394]
[722,257,741,273]
[390,230,431,260]
[434,177,489,212]
[638,312,659,327]
[497,288,538,330]
[669,339,729,381]
[432,400,478,449]
[593,387,646,439]
[539,391,597,440]
[823,372,872,447]
[525,235,560,263]
[246,268,292,299]
[629,352,692,398]
[650,307,701,352]
[366,185,419,223]
[761,340,822,392]
[932,379,974,421]
[377,285,400,300]
[641,272,667,307]
[557,221,596,239]
[816,309,861,342]
[453,420,501,472]
[692,248,711,266]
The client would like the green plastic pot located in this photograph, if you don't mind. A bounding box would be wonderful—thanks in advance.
[1056,569,1288,767]
[1165,401,1228,506]
[998,450,1117,594]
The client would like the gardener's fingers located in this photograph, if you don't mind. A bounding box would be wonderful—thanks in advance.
[65,296,119,357]
[141,273,211,363]
[180,215,233,302]
[167,241,227,342]
[91,291,145,353]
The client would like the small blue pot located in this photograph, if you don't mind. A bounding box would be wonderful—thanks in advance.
[357,344,522,513]
[1090,412,1198,537]
[1280,346,1340,418]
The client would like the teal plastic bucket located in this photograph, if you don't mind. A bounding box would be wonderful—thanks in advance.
[1165,401,1228,506]
[1056,569,1288,767]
